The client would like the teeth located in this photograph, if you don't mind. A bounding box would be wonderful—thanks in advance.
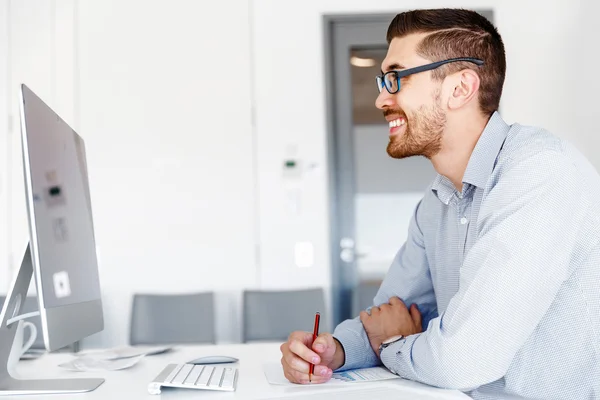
[388,118,406,128]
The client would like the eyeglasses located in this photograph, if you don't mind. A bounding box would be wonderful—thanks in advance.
[376,57,484,94]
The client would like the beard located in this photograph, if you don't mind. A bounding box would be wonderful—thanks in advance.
[386,92,446,160]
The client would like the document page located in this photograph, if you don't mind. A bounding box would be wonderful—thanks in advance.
[58,345,172,372]
[77,345,172,360]
[58,355,145,372]
[257,385,456,400]
[263,363,399,386]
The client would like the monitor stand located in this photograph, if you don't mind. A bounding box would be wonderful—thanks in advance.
[0,243,104,395]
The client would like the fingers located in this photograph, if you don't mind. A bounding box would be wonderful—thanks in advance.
[359,310,369,324]
[280,331,318,376]
[312,332,333,353]
[389,297,408,311]
[389,296,402,306]
[310,364,333,383]
[285,331,319,362]
[281,356,332,384]
[410,304,422,329]
[288,330,314,345]
[280,331,334,384]
[281,344,310,374]
[282,356,308,384]
[288,339,320,367]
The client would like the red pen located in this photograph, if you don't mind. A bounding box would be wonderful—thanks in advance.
[309,312,320,383]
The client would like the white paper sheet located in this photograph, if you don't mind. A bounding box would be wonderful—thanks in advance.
[76,345,172,360]
[58,345,172,372]
[58,355,145,372]
[263,363,399,386]
[255,386,437,400]
[257,385,455,400]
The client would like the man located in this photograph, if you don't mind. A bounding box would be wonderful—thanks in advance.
[280,8,600,399]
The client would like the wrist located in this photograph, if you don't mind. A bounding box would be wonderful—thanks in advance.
[378,334,405,357]
[369,333,391,355]
[371,338,384,355]
[329,338,346,370]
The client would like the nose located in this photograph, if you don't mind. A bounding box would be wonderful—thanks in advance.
[375,89,396,110]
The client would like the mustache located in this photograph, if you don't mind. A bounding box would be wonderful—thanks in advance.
[383,108,406,118]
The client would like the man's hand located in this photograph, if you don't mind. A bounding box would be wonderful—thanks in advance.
[280,331,345,384]
[359,296,423,355]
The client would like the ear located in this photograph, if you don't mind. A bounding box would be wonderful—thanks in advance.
[447,69,480,110]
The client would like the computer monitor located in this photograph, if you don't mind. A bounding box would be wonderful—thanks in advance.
[0,84,105,394]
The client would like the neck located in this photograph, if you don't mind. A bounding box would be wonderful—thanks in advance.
[430,113,490,192]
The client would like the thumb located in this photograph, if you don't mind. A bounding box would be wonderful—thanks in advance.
[312,333,334,353]
[410,304,422,330]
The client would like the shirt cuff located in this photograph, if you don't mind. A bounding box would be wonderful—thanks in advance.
[379,334,418,377]
[332,328,379,371]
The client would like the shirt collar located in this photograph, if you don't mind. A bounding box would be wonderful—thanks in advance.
[431,174,455,205]
[431,112,510,203]
[462,111,510,188]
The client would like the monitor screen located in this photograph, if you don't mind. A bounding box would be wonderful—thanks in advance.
[20,84,103,350]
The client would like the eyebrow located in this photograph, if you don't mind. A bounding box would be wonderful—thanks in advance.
[381,62,406,73]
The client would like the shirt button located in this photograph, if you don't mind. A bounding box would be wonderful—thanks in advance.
[460,217,468,225]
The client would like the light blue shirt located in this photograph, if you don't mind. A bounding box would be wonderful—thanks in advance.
[333,112,600,399]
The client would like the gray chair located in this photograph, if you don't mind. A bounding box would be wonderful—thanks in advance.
[0,296,79,352]
[129,292,215,345]
[352,280,382,316]
[242,288,326,342]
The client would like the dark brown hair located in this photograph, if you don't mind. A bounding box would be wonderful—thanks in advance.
[387,8,506,115]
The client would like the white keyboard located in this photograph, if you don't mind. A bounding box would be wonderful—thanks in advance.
[148,363,238,395]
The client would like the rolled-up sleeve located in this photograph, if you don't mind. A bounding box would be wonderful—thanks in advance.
[379,151,591,390]
[333,198,437,371]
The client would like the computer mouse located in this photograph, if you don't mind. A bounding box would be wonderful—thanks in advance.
[187,355,239,365]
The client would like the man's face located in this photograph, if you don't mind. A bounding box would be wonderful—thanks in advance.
[376,34,447,159]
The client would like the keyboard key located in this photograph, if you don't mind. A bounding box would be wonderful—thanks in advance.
[221,368,235,388]
[171,364,193,385]
[196,366,214,386]
[164,364,183,384]
[208,367,225,388]
[183,365,204,386]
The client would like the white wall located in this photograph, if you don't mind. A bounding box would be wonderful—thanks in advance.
[570,0,600,155]
[76,0,257,346]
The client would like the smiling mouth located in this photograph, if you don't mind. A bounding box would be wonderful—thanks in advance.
[388,117,407,137]
[388,117,406,128]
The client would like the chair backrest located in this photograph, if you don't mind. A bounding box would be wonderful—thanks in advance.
[0,295,78,352]
[352,280,382,316]
[243,288,326,342]
[129,292,215,345]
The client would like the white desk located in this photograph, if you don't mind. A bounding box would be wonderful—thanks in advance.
[12,343,470,399]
